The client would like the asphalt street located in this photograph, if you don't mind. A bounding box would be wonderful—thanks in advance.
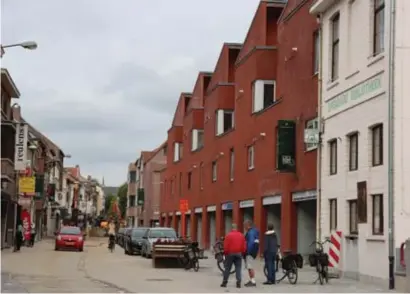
[1,238,394,293]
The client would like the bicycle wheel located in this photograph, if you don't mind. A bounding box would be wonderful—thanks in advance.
[193,259,199,272]
[317,264,324,285]
[323,265,329,283]
[287,260,298,285]
[178,254,189,268]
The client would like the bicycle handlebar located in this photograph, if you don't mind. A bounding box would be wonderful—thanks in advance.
[310,238,331,252]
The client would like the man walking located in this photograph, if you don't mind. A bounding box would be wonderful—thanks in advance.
[30,223,36,247]
[220,224,246,289]
[244,220,259,287]
[263,223,278,284]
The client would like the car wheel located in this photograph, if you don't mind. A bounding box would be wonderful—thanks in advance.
[124,244,129,255]
[79,247,83,252]
[54,246,58,251]
[142,246,146,257]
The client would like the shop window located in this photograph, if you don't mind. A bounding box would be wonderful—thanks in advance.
[329,199,337,231]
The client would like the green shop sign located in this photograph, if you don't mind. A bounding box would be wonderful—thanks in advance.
[326,74,383,115]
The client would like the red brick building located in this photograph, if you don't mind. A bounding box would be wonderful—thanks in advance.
[160,0,319,254]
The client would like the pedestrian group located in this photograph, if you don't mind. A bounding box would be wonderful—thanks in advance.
[221,220,278,288]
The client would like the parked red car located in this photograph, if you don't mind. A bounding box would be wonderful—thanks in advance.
[55,226,84,251]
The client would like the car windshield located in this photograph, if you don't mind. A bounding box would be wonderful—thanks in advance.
[60,227,81,235]
[149,229,176,239]
[132,229,146,238]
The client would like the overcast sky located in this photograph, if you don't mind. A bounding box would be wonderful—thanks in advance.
[1,0,259,186]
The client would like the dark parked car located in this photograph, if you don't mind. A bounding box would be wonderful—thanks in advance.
[116,228,125,245]
[124,227,148,255]
[117,227,131,248]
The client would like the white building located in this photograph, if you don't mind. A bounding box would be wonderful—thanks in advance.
[311,0,410,288]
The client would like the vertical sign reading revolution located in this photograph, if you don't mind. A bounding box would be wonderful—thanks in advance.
[14,123,28,171]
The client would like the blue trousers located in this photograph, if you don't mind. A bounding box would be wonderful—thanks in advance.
[222,253,242,283]
[265,253,276,283]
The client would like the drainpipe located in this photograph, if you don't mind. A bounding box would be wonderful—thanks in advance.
[316,14,323,242]
[387,0,396,290]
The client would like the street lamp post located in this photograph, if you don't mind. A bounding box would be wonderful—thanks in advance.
[1,41,38,57]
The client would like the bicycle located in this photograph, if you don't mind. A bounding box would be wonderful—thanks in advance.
[213,237,236,275]
[178,242,200,271]
[263,246,300,285]
[308,238,331,285]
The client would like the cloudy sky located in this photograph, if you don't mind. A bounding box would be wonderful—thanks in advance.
[2,0,259,186]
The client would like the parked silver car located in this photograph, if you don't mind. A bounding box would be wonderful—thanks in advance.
[141,227,178,258]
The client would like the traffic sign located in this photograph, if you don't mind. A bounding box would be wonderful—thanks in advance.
[179,199,189,213]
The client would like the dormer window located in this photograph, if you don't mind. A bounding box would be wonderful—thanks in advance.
[173,142,183,162]
[191,129,204,151]
[252,80,276,113]
[216,110,234,136]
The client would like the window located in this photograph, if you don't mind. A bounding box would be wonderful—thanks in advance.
[305,118,319,151]
[329,139,337,175]
[357,181,367,223]
[329,199,337,231]
[129,195,136,207]
[191,129,204,151]
[348,200,358,234]
[372,194,384,235]
[173,142,181,162]
[331,13,340,81]
[216,110,234,135]
[229,148,234,181]
[313,30,320,74]
[129,171,137,183]
[371,124,383,166]
[252,80,276,113]
[199,162,204,190]
[373,0,385,55]
[179,144,184,160]
[247,145,255,170]
[211,161,217,182]
[348,133,358,171]
[187,172,192,190]
[179,172,182,196]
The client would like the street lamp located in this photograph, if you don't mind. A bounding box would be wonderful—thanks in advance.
[1,41,38,51]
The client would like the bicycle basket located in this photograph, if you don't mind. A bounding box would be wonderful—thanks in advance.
[281,255,295,271]
[308,254,317,267]
[295,253,304,269]
[318,252,329,266]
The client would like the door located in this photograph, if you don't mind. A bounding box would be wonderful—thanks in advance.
[296,200,316,256]
[266,205,281,245]
[177,217,181,236]
[186,216,191,238]
[197,216,202,247]
[209,213,216,248]
[243,208,254,224]
[224,211,233,235]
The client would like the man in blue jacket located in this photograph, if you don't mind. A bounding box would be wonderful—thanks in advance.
[263,223,278,284]
[244,220,259,287]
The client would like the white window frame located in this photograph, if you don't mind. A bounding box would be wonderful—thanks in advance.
[247,145,255,170]
[173,142,180,162]
[191,130,199,151]
[305,118,319,151]
[229,149,234,181]
[252,80,276,113]
[211,161,217,182]
[216,110,234,136]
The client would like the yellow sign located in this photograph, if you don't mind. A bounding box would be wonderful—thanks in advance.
[19,176,35,194]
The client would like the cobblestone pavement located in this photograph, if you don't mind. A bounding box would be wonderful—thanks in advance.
[1,238,395,293]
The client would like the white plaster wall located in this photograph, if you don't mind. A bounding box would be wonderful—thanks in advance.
[319,0,391,282]
[393,0,410,247]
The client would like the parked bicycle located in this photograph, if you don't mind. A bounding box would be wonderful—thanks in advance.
[308,238,331,285]
[178,241,200,272]
[263,246,303,285]
[213,237,236,275]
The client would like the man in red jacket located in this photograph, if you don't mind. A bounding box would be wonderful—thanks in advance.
[221,224,247,288]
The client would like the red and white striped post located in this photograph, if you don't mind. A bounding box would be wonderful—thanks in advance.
[328,230,342,277]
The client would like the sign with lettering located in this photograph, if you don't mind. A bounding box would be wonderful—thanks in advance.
[19,176,35,195]
[14,123,28,171]
[325,74,383,117]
